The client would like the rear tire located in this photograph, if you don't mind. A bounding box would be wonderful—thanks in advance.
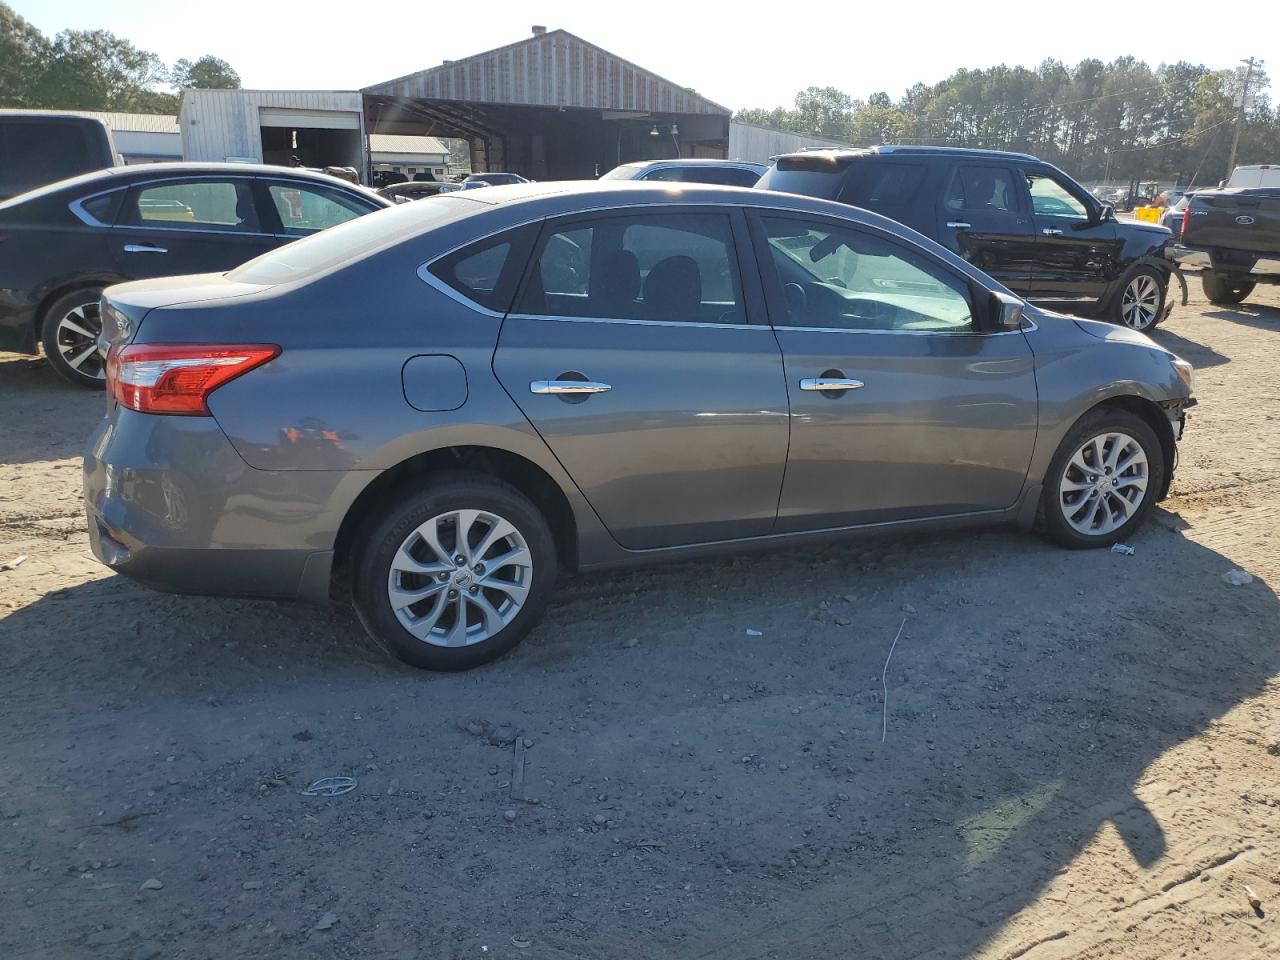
[352,474,557,671]
[40,287,106,388]
[1201,272,1254,305]
[1038,408,1165,549]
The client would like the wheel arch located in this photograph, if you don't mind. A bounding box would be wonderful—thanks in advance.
[33,275,123,337]
[330,445,580,599]
[1081,395,1175,500]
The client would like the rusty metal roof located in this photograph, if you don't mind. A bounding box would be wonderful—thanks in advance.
[363,29,728,116]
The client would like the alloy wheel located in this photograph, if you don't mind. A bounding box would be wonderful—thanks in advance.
[54,301,105,380]
[386,509,533,647]
[1120,274,1160,331]
[1058,431,1149,536]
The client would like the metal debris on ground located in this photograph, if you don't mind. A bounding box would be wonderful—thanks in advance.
[1110,543,1136,555]
[1245,884,1262,913]
[300,777,357,797]
[510,735,528,800]
[881,617,908,743]
[511,936,533,949]
[0,555,28,572]
[314,911,339,931]
[1222,569,1254,587]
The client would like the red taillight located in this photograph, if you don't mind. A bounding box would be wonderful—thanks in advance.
[106,343,279,416]
[1180,209,1190,240]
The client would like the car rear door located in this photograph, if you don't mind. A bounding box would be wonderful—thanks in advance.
[1019,165,1120,299]
[492,207,791,550]
[108,176,280,279]
[750,211,1037,531]
[933,162,1037,292]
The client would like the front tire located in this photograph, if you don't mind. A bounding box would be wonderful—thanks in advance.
[1201,272,1254,305]
[1110,267,1165,331]
[1038,408,1165,549]
[40,288,106,388]
[352,474,557,671]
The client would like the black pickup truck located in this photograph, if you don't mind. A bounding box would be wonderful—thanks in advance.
[758,146,1176,330]
[1169,188,1280,304]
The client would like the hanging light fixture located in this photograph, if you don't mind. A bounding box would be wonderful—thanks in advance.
[649,124,660,137]
[670,123,679,136]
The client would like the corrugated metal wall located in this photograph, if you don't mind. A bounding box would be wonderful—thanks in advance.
[729,123,854,164]
[365,31,727,116]
[179,90,365,162]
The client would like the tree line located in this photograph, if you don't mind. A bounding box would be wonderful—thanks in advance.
[736,58,1276,186]
[0,1,240,115]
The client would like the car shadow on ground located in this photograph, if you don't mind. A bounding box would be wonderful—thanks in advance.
[1205,301,1280,332]
[1149,327,1230,368]
[2,512,1276,958]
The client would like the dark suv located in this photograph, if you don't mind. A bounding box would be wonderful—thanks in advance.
[758,146,1175,331]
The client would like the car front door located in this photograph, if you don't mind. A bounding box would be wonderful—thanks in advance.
[934,162,1037,292]
[1020,165,1120,300]
[492,208,791,550]
[751,212,1038,531]
[108,177,280,278]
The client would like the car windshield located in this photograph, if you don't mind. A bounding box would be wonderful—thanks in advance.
[228,195,479,285]
[599,163,646,180]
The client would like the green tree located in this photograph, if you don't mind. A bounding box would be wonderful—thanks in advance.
[0,2,50,108]
[37,28,175,113]
[171,55,240,90]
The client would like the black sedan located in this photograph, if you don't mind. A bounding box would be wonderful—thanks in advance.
[0,163,391,385]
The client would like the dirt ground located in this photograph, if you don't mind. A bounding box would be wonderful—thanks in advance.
[2,286,1279,960]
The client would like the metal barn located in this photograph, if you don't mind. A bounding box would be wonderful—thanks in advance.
[362,27,732,179]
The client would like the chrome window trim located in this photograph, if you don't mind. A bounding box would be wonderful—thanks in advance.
[505,313,759,331]
[414,198,1024,326]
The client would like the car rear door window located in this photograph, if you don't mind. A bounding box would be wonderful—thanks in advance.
[127,180,259,232]
[426,225,537,314]
[516,212,744,325]
[839,162,927,207]
[944,166,1021,214]
[267,182,369,236]
[761,216,974,333]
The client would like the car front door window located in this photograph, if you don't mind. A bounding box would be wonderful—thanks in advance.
[762,217,974,333]
[267,183,369,236]
[1026,173,1089,220]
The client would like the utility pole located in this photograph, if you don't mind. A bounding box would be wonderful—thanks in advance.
[1226,57,1262,179]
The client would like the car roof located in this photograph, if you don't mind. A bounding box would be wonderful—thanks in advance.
[0,161,388,209]
[774,145,1042,163]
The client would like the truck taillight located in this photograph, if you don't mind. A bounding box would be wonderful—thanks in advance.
[1180,209,1190,240]
[106,343,279,415]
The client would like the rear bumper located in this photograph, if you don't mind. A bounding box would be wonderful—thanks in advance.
[83,411,353,602]
[1169,245,1280,277]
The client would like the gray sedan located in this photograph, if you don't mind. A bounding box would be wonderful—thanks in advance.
[85,182,1196,670]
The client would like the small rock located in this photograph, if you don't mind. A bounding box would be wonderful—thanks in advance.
[745,629,763,637]
[902,603,917,615]
[139,878,163,891]
[592,814,607,826]
[834,616,851,626]
[242,880,263,890]
[464,720,487,737]
[523,737,533,748]
[131,944,162,960]
[843,594,857,603]
[621,637,639,648]
[314,911,339,931]
[721,694,731,703]
[292,730,313,742]
[503,810,517,822]
[489,725,517,746]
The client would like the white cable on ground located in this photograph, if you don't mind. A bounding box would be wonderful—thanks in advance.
[881,617,907,743]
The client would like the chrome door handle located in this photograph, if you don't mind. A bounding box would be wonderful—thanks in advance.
[123,243,168,254]
[946,221,972,229]
[800,377,864,392]
[530,379,612,395]
[1041,228,1063,236]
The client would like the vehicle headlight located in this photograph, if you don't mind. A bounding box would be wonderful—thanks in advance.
[1170,357,1195,396]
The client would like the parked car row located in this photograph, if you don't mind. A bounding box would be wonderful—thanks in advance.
[0,163,391,385]
[82,180,1195,670]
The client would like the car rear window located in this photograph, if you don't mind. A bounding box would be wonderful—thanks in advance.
[0,119,107,196]
[228,195,479,285]
[757,155,855,199]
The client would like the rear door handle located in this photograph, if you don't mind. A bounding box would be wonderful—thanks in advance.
[1041,228,1063,236]
[123,243,168,254]
[946,221,972,229]
[800,377,864,392]
[530,379,611,395]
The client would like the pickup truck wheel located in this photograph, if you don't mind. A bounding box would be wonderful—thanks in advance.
[1111,267,1165,331]
[39,288,106,388]
[352,474,557,671]
[1201,272,1254,305]
[1038,408,1165,550]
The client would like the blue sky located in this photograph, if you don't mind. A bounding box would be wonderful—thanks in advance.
[14,0,1277,110]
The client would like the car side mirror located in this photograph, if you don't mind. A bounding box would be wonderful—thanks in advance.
[988,290,1025,331]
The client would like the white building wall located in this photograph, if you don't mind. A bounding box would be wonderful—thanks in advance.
[112,129,182,162]
[179,90,366,163]
[729,122,854,164]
